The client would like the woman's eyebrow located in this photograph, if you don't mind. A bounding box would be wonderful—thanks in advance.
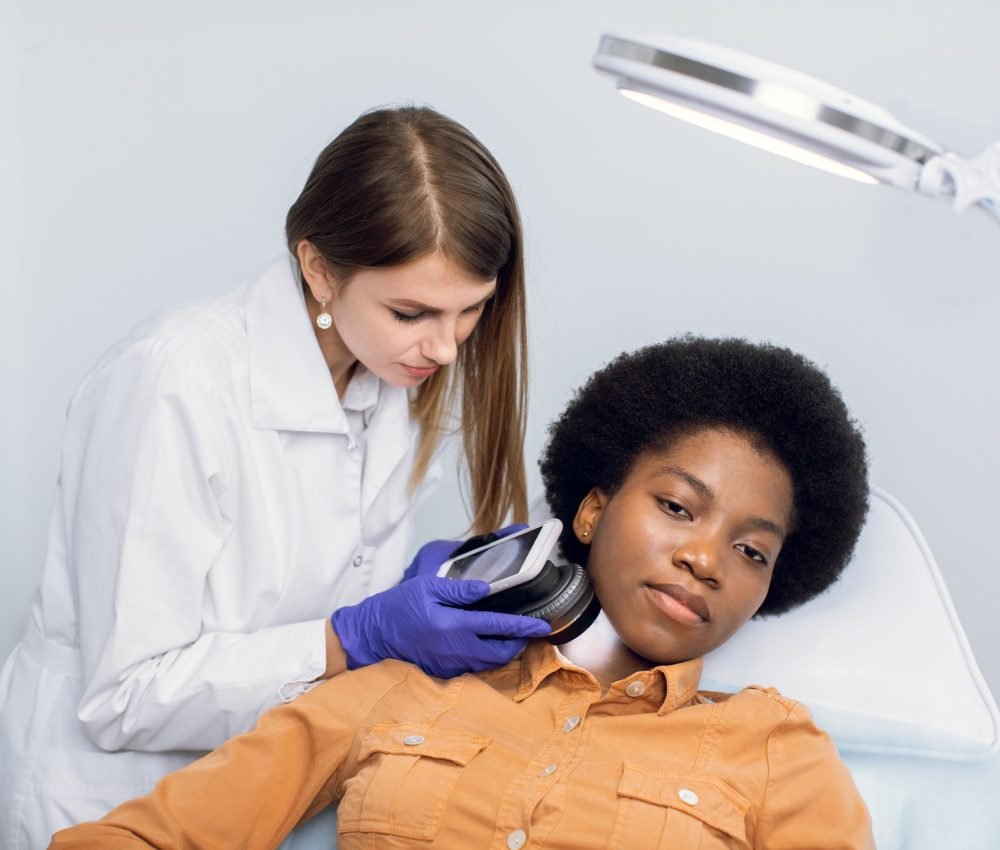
[746,516,786,539]
[655,465,787,538]
[654,466,713,500]
[388,289,496,314]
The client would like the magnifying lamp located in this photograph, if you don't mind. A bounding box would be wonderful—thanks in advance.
[593,33,999,221]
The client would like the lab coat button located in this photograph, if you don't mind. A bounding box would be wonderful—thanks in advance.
[352,556,363,567]
[403,735,424,746]
[507,829,527,849]
[563,715,580,732]
[625,680,646,697]
[678,788,700,806]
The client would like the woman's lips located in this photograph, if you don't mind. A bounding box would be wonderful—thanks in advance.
[646,583,710,626]
[401,364,439,378]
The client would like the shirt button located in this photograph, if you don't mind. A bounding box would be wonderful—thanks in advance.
[352,556,363,567]
[678,788,700,806]
[539,763,557,777]
[563,716,581,733]
[507,829,527,849]
[403,735,425,746]
[625,680,646,697]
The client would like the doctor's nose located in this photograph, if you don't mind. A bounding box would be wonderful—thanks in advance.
[421,321,459,366]
[672,537,725,588]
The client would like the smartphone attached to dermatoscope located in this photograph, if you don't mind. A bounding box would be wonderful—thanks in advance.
[436,519,601,644]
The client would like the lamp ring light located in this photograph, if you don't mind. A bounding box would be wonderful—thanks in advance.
[593,33,999,221]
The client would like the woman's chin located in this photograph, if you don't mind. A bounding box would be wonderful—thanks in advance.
[613,621,706,668]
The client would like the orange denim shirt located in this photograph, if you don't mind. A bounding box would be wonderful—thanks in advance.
[50,641,874,850]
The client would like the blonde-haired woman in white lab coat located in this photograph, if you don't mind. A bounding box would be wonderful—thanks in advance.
[0,106,548,850]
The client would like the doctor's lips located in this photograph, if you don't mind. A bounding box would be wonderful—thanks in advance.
[401,363,440,378]
[648,582,711,624]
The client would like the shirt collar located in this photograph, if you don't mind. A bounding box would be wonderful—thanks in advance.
[245,255,353,433]
[341,363,380,415]
[513,641,704,714]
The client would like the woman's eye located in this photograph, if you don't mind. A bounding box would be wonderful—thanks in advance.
[658,498,691,519]
[391,310,424,324]
[736,543,769,566]
[463,302,486,316]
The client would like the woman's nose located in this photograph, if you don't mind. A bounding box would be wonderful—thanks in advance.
[672,537,725,588]
[421,319,459,366]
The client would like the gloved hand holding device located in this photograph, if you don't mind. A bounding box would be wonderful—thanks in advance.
[331,574,551,678]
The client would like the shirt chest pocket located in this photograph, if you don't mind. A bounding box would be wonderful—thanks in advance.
[337,724,491,841]
[609,764,751,850]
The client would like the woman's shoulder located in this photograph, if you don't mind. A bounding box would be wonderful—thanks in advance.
[77,256,303,397]
[695,686,853,796]
[124,284,246,362]
[700,684,823,732]
[65,285,253,426]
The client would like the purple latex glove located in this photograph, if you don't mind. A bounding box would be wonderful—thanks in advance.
[331,574,551,678]
[402,523,529,582]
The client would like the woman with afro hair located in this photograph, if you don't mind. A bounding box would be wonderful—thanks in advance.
[542,334,869,622]
[50,336,875,850]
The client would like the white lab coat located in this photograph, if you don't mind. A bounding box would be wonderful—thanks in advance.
[0,256,437,849]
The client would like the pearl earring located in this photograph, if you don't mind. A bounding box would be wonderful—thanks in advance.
[316,292,332,330]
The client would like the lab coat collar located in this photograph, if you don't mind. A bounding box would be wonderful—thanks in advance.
[341,363,380,417]
[245,255,354,434]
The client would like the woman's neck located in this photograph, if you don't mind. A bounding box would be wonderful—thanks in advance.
[559,612,652,692]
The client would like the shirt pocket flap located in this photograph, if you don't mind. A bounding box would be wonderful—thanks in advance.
[359,724,491,767]
[618,764,750,841]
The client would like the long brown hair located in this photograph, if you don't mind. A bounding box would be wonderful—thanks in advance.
[285,106,527,532]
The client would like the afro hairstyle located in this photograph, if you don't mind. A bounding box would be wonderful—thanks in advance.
[539,336,869,617]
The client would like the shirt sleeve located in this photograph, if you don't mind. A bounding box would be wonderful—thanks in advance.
[65,335,327,753]
[755,700,876,850]
[48,662,412,850]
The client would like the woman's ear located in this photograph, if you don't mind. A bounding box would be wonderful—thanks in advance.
[296,240,337,304]
[573,487,608,545]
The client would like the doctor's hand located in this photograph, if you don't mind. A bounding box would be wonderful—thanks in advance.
[401,523,529,581]
[330,575,551,678]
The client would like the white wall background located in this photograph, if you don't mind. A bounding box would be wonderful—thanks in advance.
[2,0,998,703]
